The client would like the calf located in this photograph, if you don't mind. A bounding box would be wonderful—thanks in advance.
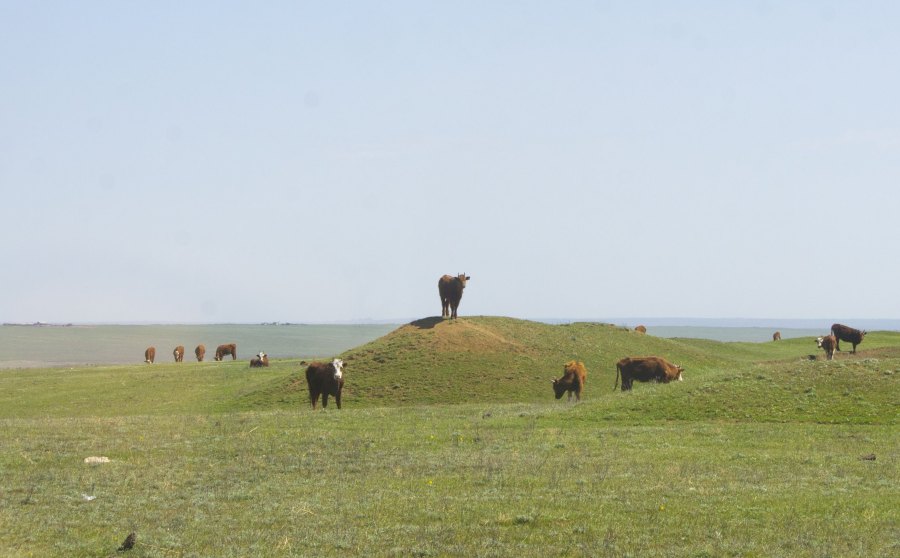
[614,356,683,391]
[249,352,269,367]
[306,358,345,409]
[816,335,837,360]
[831,323,866,353]
[551,360,588,401]
[144,346,156,364]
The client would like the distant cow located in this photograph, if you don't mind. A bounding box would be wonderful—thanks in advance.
[773,331,781,341]
[816,335,837,360]
[215,343,237,361]
[634,325,647,334]
[831,323,866,354]
[195,344,206,362]
[551,360,587,401]
[438,273,470,319]
[249,352,269,367]
[144,346,156,364]
[306,358,345,409]
[614,356,683,391]
[173,345,185,362]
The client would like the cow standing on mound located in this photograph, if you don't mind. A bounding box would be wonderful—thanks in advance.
[144,347,156,364]
[306,358,345,409]
[552,360,587,401]
[831,323,866,354]
[816,335,837,360]
[215,343,237,361]
[438,273,470,319]
[250,352,269,367]
[195,344,206,362]
[615,356,683,391]
[173,345,185,362]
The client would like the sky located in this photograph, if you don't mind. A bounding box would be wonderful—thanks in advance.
[2,1,899,324]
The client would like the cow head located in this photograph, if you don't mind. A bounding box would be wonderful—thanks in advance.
[816,337,824,348]
[551,379,566,399]
[257,352,266,360]
[457,273,470,287]
[332,358,344,380]
[675,365,684,381]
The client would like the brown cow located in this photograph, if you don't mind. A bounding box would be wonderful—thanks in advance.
[816,335,837,360]
[249,352,269,367]
[438,273,470,319]
[195,344,206,362]
[551,360,587,401]
[831,323,866,354]
[144,346,156,364]
[773,331,781,341]
[215,343,237,361]
[634,325,647,334]
[614,356,683,391]
[173,345,185,362]
[306,358,345,409]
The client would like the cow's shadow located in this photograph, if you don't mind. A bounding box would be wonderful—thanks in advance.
[410,317,443,329]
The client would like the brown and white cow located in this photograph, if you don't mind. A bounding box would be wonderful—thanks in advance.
[816,335,837,360]
[249,352,269,367]
[195,344,206,362]
[634,325,647,334]
[831,323,866,354]
[173,345,185,362]
[215,343,237,361]
[144,346,156,364]
[438,273,470,319]
[773,331,781,341]
[614,356,683,391]
[305,358,345,409]
[551,360,587,401]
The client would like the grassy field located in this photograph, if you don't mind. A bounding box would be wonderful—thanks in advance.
[1,317,897,557]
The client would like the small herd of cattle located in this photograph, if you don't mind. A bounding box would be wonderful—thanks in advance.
[144,343,251,364]
[771,323,867,361]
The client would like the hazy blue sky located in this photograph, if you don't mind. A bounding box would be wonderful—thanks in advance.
[2,1,898,324]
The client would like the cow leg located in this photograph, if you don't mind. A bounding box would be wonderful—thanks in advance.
[310,390,319,410]
[450,303,458,319]
[335,390,342,409]
[322,393,329,409]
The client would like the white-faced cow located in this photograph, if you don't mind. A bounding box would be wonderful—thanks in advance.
[249,352,269,367]
[173,345,185,362]
[816,335,837,360]
[195,344,206,362]
[215,343,237,361]
[306,358,345,409]
[551,360,587,401]
[438,273,470,319]
[614,356,683,391]
[831,323,866,354]
[144,346,156,364]
[773,331,781,341]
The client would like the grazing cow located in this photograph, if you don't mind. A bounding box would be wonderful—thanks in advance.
[831,323,866,354]
[173,345,185,362]
[249,352,269,367]
[634,325,647,334]
[215,343,237,361]
[614,356,684,391]
[816,335,837,360]
[195,344,206,362]
[306,358,345,409]
[438,273,470,319]
[551,360,587,401]
[773,331,781,341]
[144,346,156,364]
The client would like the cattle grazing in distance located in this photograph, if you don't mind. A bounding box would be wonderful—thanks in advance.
[195,344,206,362]
[816,335,837,360]
[634,325,647,334]
[215,343,237,361]
[830,323,866,354]
[250,352,269,367]
[438,273,470,319]
[144,346,156,364]
[173,345,185,362]
[551,360,587,401]
[306,358,345,409]
[615,356,684,391]
[773,331,781,341]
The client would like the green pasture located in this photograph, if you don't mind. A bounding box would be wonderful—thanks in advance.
[1,317,897,557]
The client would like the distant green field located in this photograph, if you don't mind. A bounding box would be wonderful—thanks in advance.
[1,317,897,557]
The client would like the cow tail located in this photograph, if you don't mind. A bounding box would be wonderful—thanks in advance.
[614,363,620,391]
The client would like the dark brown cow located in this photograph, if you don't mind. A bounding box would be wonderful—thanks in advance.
[773,331,781,341]
[551,360,587,401]
[438,273,470,319]
[831,323,866,353]
[215,343,237,361]
[195,344,206,362]
[614,356,683,391]
[173,345,185,362]
[306,358,345,409]
[144,346,156,364]
[249,352,269,367]
[634,325,647,334]
[816,335,837,360]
